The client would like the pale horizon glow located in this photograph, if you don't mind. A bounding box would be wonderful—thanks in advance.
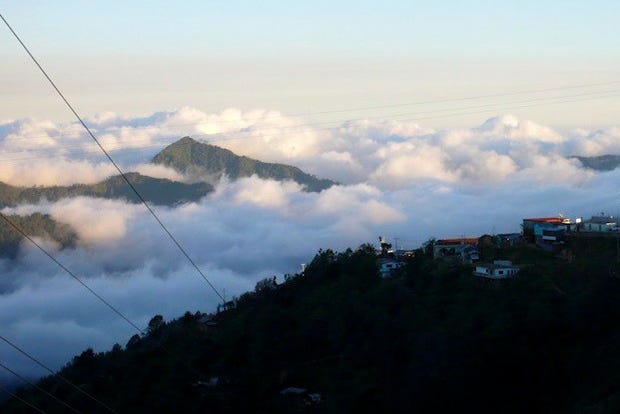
[1,1,619,128]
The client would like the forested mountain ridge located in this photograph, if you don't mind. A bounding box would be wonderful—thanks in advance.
[0,213,77,259]
[0,173,213,208]
[0,137,335,210]
[0,137,338,257]
[571,154,620,171]
[152,137,336,192]
[5,237,620,413]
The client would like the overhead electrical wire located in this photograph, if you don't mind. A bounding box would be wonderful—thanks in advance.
[0,383,48,414]
[0,213,145,333]
[1,77,618,144]
[1,85,618,148]
[0,16,229,410]
[284,80,620,117]
[0,12,224,303]
[0,334,118,414]
[0,360,83,414]
[0,213,213,410]
[0,211,217,412]
[0,89,617,165]
[0,87,616,157]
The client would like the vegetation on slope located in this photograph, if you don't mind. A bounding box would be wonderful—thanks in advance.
[0,213,77,259]
[152,137,336,192]
[0,173,213,208]
[4,238,620,413]
[571,154,620,172]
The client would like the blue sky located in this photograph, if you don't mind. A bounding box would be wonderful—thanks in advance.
[4,0,620,58]
[1,1,619,127]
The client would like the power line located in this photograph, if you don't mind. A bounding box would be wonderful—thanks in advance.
[1,85,620,148]
[0,213,211,410]
[0,383,48,414]
[0,212,144,333]
[0,89,618,166]
[0,334,118,414]
[0,12,224,303]
[284,80,620,117]
[2,80,619,146]
[0,360,82,414]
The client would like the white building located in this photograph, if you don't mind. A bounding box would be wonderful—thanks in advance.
[581,215,618,233]
[378,258,405,277]
[473,260,519,279]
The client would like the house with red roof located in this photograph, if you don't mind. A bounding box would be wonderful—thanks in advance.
[433,238,480,264]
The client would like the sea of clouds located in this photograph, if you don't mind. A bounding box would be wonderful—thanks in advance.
[1,107,620,381]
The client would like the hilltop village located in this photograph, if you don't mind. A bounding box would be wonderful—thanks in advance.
[378,213,620,279]
[6,212,620,414]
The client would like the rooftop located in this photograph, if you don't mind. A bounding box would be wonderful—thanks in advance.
[585,215,617,224]
[436,238,479,245]
[476,260,518,270]
[524,217,569,224]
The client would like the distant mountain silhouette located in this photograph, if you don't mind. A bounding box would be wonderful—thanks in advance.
[571,154,620,172]
[0,213,76,259]
[0,173,213,208]
[152,136,336,192]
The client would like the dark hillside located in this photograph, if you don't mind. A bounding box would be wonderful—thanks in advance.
[0,213,77,259]
[571,154,620,172]
[4,240,620,413]
[0,173,213,208]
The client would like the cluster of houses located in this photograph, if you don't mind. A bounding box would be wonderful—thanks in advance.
[522,214,619,251]
[431,237,520,280]
[378,212,620,280]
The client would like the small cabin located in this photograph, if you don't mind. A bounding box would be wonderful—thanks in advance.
[473,260,519,279]
[378,258,405,277]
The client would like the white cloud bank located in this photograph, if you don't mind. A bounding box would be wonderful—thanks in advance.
[1,108,620,382]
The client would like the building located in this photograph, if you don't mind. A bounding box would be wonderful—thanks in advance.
[533,222,568,251]
[473,260,519,279]
[522,217,572,242]
[522,216,574,250]
[378,258,405,277]
[580,214,618,233]
[433,238,480,264]
[495,233,522,247]
[394,249,416,259]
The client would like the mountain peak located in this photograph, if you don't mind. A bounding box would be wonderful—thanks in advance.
[177,136,197,144]
[153,137,336,192]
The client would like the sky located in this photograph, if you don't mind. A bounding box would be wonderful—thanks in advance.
[1,1,619,127]
[1,0,620,387]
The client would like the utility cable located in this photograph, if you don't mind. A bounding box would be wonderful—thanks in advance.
[285,80,620,117]
[0,212,144,334]
[1,86,618,148]
[0,12,224,303]
[0,89,618,165]
[0,212,214,410]
[0,382,48,414]
[0,334,118,414]
[2,78,619,143]
[0,360,82,414]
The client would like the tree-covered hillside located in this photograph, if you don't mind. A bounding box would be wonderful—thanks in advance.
[152,137,336,192]
[4,238,620,413]
[0,213,77,259]
[571,154,620,172]
[0,173,213,208]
